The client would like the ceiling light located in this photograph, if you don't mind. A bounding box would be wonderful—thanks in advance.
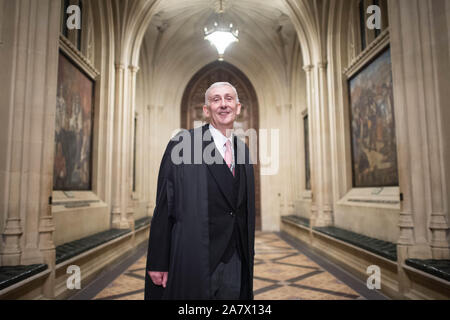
[204,0,238,61]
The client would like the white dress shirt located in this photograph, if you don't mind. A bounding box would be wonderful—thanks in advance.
[209,124,234,167]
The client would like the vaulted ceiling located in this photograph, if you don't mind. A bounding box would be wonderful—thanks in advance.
[138,0,301,108]
[140,0,299,85]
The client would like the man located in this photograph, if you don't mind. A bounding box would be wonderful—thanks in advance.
[144,82,256,300]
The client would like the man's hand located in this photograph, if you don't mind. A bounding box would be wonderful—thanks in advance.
[148,271,168,288]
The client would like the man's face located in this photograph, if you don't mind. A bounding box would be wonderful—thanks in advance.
[203,85,241,131]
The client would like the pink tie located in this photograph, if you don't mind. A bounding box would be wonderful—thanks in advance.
[225,140,235,176]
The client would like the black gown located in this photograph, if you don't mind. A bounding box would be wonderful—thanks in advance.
[144,124,256,300]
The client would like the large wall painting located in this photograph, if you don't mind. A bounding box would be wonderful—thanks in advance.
[349,47,398,188]
[54,52,94,191]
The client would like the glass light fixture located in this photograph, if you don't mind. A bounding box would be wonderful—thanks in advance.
[204,0,238,61]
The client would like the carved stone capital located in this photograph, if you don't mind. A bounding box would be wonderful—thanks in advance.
[317,61,328,69]
[129,65,140,73]
[303,64,314,72]
[115,63,126,70]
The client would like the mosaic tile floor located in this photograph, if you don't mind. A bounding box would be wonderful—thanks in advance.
[93,232,362,300]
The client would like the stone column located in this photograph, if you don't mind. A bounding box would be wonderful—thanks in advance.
[127,65,139,232]
[37,0,59,299]
[292,57,308,205]
[303,65,318,224]
[280,103,294,217]
[147,104,159,216]
[389,0,450,261]
[111,63,130,229]
[315,61,333,227]
[426,0,450,260]
[306,62,334,228]
[0,0,59,270]
[291,100,300,202]
[145,105,153,216]
[291,94,303,206]
[286,103,295,216]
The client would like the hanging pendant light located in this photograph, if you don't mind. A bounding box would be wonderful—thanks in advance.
[204,0,239,61]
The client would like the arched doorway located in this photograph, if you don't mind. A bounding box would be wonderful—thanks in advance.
[181,61,261,230]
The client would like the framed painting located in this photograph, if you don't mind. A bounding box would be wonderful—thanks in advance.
[54,51,95,191]
[348,46,399,188]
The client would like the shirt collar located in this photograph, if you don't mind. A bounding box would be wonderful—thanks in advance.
[209,124,233,147]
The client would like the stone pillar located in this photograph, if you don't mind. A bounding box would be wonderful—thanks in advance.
[286,103,295,216]
[37,0,59,298]
[303,65,318,224]
[111,63,130,229]
[315,61,333,227]
[389,0,450,261]
[291,100,301,202]
[0,0,59,270]
[305,62,334,228]
[111,63,139,231]
[426,0,450,260]
[280,103,294,217]
[127,65,139,233]
[147,104,159,217]
[290,91,304,208]
[145,105,153,217]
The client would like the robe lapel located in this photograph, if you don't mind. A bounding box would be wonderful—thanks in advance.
[202,125,236,210]
[236,164,245,208]
[235,137,246,209]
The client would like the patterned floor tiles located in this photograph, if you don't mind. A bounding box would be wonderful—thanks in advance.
[93,232,362,300]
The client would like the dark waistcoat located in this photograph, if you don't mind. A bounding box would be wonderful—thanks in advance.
[208,150,249,274]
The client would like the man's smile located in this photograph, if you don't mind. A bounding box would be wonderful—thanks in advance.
[203,83,242,136]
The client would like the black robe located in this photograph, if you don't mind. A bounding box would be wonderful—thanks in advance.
[144,124,256,300]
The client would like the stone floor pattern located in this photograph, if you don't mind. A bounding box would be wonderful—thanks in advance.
[94,232,362,300]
